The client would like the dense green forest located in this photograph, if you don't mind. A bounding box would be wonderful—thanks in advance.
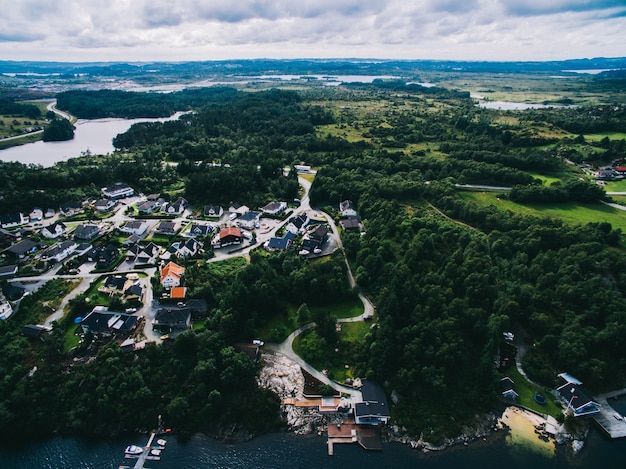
[2,81,626,441]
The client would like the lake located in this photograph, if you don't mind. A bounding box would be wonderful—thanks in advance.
[0,423,623,469]
[0,113,183,167]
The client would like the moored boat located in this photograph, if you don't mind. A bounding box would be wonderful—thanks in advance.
[124,444,143,456]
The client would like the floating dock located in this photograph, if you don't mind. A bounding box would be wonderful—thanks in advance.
[592,396,626,439]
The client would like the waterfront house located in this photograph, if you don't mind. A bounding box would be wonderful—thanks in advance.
[500,377,519,400]
[557,374,600,417]
[101,182,134,199]
[354,380,391,425]
[41,222,67,239]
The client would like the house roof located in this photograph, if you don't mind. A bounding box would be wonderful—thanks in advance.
[104,275,127,291]
[500,377,518,395]
[0,264,18,277]
[154,307,191,326]
[22,324,49,338]
[156,221,177,232]
[74,224,99,239]
[81,309,140,333]
[219,227,242,239]
[238,211,260,222]
[340,217,360,230]
[340,200,356,212]
[268,237,292,250]
[261,201,285,212]
[309,224,328,240]
[124,284,143,298]
[290,214,308,229]
[161,261,185,283]
[124,221,147,230]
[170,286,187,299]
[204,205,223,216]
[7,239,38,255]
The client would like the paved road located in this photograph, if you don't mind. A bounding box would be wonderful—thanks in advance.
[0,100,73,144]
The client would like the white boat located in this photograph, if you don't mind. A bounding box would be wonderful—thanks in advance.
[156,438,167,447]
[150,448,162,456]
[124,444,143,456]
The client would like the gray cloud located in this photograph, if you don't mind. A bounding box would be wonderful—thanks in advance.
[0,0,624,61]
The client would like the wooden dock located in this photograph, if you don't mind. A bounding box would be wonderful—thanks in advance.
[591,397,626,439]
[132,432,156,469]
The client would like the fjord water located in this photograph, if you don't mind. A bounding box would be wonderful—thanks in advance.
[0,427,623,469]
[0,114,182,167]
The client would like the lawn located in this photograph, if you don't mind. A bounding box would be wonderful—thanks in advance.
[503,366,563,419]
[63,325,82,353]
[309,297,363,320]
[459,191,626,233]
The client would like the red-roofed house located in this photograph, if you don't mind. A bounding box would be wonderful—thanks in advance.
[212,227,243,248]
[170,286,187,299]
[160,261,185,289]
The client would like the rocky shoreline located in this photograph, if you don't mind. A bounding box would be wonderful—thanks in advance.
[257,353,587,456]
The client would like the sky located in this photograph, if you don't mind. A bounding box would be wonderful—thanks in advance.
[1,0,625,63]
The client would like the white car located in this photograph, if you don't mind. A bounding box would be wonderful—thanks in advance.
[252,339,264,346]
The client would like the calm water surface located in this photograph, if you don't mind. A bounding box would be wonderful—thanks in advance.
[0,114,182,167]
[0,425,623,469]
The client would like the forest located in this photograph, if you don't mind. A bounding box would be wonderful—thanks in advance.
[1,77,626,441]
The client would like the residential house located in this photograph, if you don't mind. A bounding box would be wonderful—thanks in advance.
[6,239,39,259]
[228,203,250,217]
[123,283,144,301]
[153,306,192,332]
[161,197,188,216]
[44,208,55,219]
[340,200,357,217]
[212,227,243,248]
[94,198,116,212]
[41,240,77,263]
[119,220,149,236]
[236,211,260,230]
[339,216,361,231]
[88,245,119,269]
[299,238,322,256]
[308,224,328,244]
[21,324,50,338]
[500,377,519,400]
[59,202,83,217]
[75,243,93,256]
[3,284,25,301]
[616,166,626,176]
[556,373,601,417]
[261,201,287,216]
[155,221,178,235]
[595,169,616,180]
[170,286,187,300]
[101,182,134,199]
[29,208,43,222]
[99,275,128,295]
[160,261,185,289]
[136,199,162,214]
[0,213,27,228]
[177,238,202,257]
[186,223,213,238]
[0,265,18,279]
[41,222,67,239]
[203,205,224,218]
[354,380,391,425]
[80,306,141,337]
[286,213,309,234]
[266,231,296,251]
[122,234,142,246]
[74,224,100,241]
[0,300,13,320]
[127,242,161,266]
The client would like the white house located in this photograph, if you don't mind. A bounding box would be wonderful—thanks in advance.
[340,200,357,217]
[160,261,185,289]
[119,220,149,236]
[236,211,260,230]
[0,301,14,320]
[94,199,116,212]
[177,238,202,257]
[41,240,77,263]
[41,222,67,239]
[286,213,309,234]
[101,182,134,199]
[261,201,287,216]
[29,208,43,222]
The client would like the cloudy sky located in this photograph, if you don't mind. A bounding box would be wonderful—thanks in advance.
[1,0,625,62]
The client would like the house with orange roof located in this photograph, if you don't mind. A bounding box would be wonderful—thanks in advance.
[160,261,185,289]
[170,286,187,299]
[212,226,243,248]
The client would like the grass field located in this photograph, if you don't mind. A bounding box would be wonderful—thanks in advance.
[459,191,626,233]
[503,367,563,419]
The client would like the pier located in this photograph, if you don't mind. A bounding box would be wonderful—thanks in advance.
[591,390,626,439]
[131,432,156,469]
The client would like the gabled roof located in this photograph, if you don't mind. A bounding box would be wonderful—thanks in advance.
[238,211,260,222]
[204,205,223,217]
[160,261,185,283]
[7,239,38,255]
[154,306,191,326]
[219,227,242,239]
[74,224,99,239]
[290,214,308,229]
[170,286,187,299]
[309,224,328,240]
[268,237,292,250]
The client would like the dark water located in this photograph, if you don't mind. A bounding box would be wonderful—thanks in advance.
[0,425,623,469]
